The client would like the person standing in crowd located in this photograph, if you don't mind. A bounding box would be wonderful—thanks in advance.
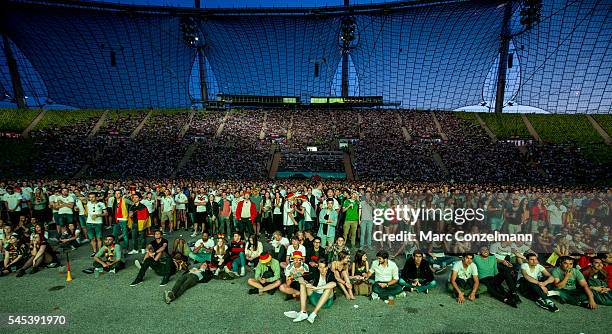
[283,193,297,237]
[342,191,360,249]
[86,192,107,257]
[128,193,150,255]
[160,192,176,235]
[112,190,130,252]
[206,195,219,236]
[547,198,567,235]
[260,191,273,236]
[3,186,22,225]
[360,192,374,249]
[235,192,257,238]
[218,192,232,236]
[174,187,188,231]
[55,188,75,235]
[317,199,337,248]
[193,188,207,237]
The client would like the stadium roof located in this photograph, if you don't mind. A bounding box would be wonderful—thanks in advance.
[1,0,611,113]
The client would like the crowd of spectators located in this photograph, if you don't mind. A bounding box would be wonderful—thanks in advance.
[279,151,344,173]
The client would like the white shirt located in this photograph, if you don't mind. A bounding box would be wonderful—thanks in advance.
[490,242,513,261]
[450,261,479,281]
[87,201,106,224]
[283,201,295,226]
[174,193,188,210]
[240,200,252,218]
[302,201,313,221]
[194,195,207,213]
[193,238,214,251]
[76,199,86,216]
[161,196,175,213]
[57,195,75,214]
[520,263,545,280]
[141,199,154,214]
[312,188,323,206]
[547,204,567,226]
[286,244,306,258]
[369,259,399,283]
[2,193,22,211]
[315,274,327,294]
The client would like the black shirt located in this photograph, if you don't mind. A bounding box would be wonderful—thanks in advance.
[150,238,169,255]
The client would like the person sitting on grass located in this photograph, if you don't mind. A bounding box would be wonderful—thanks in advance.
[551,256,598,309]
[84,235,125,276]
[270,231,288,268]
[130,230,174,287]
[279,251,310,300]
[247,252,282,295]
[286,235,307,264]
[331,251,355,300]
[400,249,436,294]
[350,250,371,296]
[1,233,27,276]
[581,256,612,306]
[229,232,247,276]
[58,222,81,251]
[283,257,336,324]
[448,254,480,304]
[306,237,326,271]
[366,250,404,303]
[517,253,558,312]
[245,234,264,267]
[164,262,213,304]
[16,233,60,277]
[189,232,214,264]
[473,246,520,308]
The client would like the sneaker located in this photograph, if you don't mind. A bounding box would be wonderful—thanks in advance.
[160,276,170,287]
[293,312,308,323]
[371,292,380,301]
[128,250,139,255]
[402,286,414,292]
[545,299,559,313]
[240,267,246,277]
[109,269,116,274]
[398,292,407,298]
[94,268,102,278]
[547,290,560,297]
[307,312,317,324]
[190,233,197,237]
[47,262,59,268]
[82,238,90,243]
[504,298,518,308]
[29,267,40,274]
[130,278,143,287]
[90,253,96,258]
[16,269,26,278]
[70,245,77,250]
[140,249,146,254]
[248,288,259,295]
[535,298,549,311]
[164,290,172,304]
[423,289,429,294]
[283,311,298,319]
[82,268,95,274]
[512,293,522,304]
[134,260,141,269]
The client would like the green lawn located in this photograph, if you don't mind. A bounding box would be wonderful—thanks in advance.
[479,113,531,139]
[528,114,603,144]
[0,109,41,132]
[35,110,105,129]
[593,115,612,137]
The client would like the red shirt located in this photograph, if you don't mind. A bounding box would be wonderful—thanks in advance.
[606,264,612,289]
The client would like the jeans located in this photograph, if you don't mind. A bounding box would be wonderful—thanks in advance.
[219,216,231,235]
[136,255,175,280]
[231,252,246,272]
[112,220,129,250]
[171,272,200,299]
[490,217,504,231]
[131,228,145,251]
[372,282,403,300]
[480,272,516,302]
[518,277,548,301]
[399,278,437,293]
[93,261,125,272]
[360,220,373,247]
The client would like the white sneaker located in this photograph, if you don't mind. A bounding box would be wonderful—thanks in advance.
[283,311,298,319]
[214,268,220,276]
[240,267,246,276]
[134,260,141,269]
[307,312,317,324]
[293,312,308,322]
[398,292,407,298]
[109,269,116,274]
[547,290,560,297]
[371,292,380,300]
[141,249,146,254]
[190,233,197,237]
[128,250,139,255]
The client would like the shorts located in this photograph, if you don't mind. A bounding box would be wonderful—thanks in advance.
[87,223,103,239]
[308,292,333,308]
[161,211,173,222]
[57,213,73,227]
[288,280,301,291]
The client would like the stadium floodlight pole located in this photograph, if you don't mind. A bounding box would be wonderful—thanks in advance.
[341,0,351,97]
[494,1,513,114]
[198,47,208,104]
[1,33,26,109]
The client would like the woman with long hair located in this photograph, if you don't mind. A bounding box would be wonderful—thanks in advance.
[245,234,263,267]
[261,191,273,236]
[351,250,371,296]
[331,251,355,300]
[273,192,284,233]
[16,233,60,277]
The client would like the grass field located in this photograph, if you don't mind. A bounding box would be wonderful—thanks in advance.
[1,236,610,334]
